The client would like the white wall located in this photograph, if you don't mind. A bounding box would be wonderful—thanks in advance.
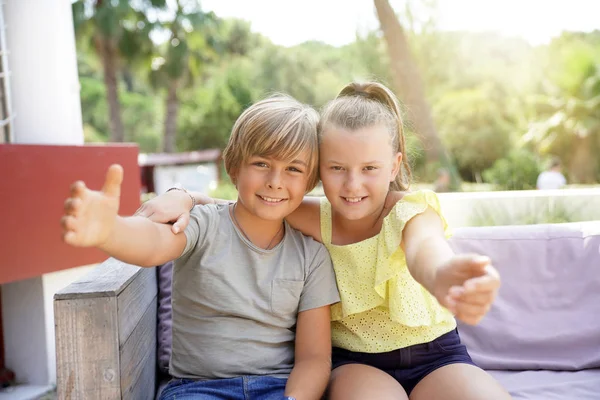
[2,0,85,387]
[6,0,83,144]
[438,188,600,228]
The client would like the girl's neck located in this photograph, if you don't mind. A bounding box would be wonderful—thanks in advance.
[231,202,285,249]
[330,193,397,245]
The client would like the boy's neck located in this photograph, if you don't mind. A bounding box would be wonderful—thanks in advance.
[231,203,285,250]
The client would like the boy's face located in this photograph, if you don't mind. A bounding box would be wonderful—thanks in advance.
[233,151,311,222]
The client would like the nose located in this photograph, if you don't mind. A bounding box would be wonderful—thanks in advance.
[343,170,361,192]
[267,169,283,189]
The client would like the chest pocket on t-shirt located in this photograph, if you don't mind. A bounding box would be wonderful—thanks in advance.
[271,279,304,316]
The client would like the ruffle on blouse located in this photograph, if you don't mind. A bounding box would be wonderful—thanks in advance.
[329,190,453,326]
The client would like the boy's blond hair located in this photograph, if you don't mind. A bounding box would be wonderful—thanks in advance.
[223,94,320,192]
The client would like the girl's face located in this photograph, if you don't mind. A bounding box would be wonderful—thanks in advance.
[319,123,402,222]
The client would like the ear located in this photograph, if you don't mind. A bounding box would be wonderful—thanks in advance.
[390,152,403,182]
[230,168,238,187]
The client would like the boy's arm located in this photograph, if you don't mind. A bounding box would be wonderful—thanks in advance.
[62,165,186,267]
[138,189,323,240]
[284,305,332,400]
[96,216,186,267]
[135,189,228,234]
[402,208,500,325]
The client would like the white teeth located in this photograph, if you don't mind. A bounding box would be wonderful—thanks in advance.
[261,196,283,203]
[344,197,363,203]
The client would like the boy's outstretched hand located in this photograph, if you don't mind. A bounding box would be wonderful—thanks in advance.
[61,164,123,248]
[434,254,501,325]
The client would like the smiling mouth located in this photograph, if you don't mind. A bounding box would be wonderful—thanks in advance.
[258,195,286,203]
[342,196,367,203]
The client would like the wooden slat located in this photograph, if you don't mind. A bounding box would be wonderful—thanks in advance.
[117,266,157,345]
[55,258,145,300]
[55,296,121,400]
[119,299,157,399]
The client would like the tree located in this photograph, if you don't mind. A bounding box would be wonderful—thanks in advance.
[150,0,221,152]
[524,35,600,183]
[72,0,162,142]
[373,0,449,169]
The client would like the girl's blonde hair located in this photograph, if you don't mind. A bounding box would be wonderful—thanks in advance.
[319,82,411,191]
[223,94,320,192]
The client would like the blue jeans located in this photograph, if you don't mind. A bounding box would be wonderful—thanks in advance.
[159,376,287,400]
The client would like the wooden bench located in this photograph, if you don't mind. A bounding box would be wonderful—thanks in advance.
[54,258,158,400]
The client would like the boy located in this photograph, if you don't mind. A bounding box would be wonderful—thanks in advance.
[61,95,340,400]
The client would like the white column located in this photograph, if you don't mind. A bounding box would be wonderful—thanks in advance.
[6,0,83,144]
[2,0,85,388]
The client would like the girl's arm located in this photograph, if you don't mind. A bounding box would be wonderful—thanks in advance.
[284,305,332,399]
[402,208,500,325]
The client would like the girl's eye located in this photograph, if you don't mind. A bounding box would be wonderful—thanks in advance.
[331,166,343,171]
[288,167,303,173]
[364,166,377,171]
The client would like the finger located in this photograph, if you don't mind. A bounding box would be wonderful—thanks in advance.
[63,230,79,246]
[102,164,124,198]
[451,290,495,307]
[70,180,87,197]
[60,215,77,232]
[455,302,491,325]
[64,197,82,215]
[443,295,457,315]
[134,204,151,217]
[172,213,190,234]
[463,274,501,293]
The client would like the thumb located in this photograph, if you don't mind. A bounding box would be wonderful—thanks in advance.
[172,213,190,234]
[102,164,123,198]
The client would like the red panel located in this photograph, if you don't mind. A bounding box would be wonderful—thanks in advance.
[0,144,141,284]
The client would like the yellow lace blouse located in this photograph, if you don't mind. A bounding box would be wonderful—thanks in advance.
[320,190,456,353]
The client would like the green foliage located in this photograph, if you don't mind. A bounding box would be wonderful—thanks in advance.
[470,200,577,227]
[482,149,541,190]
[73,5,600,185]
[79,76,162,152]
[435,84,514,181]
[209,180,238,200]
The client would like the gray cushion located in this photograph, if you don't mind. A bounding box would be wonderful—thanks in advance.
[156,261,173,375]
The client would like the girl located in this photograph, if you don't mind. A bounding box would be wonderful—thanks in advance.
[139,82,511,399]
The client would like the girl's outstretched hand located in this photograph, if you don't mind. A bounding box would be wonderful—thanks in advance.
[134,189,192,234]
[61,164,123,248]
[434,254,501,325]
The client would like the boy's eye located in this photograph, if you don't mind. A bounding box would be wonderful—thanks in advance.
[364,166,377,171]
[288,166,304,173]
[253,162,268,168]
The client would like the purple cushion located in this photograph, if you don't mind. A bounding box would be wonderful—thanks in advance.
[449,222,600,371]
[156,261,174,375]
[488,369,600,400]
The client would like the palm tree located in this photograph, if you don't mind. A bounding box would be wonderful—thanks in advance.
[373,0,456,182]
[525,63,600,183]
[150,0,220,153]
[72,0,163,142]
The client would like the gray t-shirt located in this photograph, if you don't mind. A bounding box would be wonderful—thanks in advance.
[169,203,340,380]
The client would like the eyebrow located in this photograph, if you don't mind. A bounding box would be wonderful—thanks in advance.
[289,159,308,167]
[327,159,384,165]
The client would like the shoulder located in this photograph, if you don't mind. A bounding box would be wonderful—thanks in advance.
[285,224,331,265]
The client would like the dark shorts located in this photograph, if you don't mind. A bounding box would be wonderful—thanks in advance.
[331,328,476,395]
